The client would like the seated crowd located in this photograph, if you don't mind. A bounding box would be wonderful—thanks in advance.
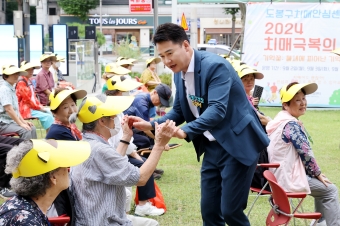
[0,52,339,226]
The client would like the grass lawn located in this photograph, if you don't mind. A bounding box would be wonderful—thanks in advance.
[1,107,339,225]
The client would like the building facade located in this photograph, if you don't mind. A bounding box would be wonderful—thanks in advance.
[0,0,5,24]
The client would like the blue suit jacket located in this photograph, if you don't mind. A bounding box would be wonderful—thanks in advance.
[152,50,269,166]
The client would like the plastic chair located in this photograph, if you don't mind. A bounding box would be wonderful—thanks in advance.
[48,214,70,225]
[247,163,280,217]
[1,133,20,137]
[263,170,321,226]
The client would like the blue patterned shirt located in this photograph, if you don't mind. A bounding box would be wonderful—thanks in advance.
[282,121,321,177]
[0,195,50,226]
[0,80,20,124]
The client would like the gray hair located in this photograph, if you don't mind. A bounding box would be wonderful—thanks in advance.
[70,94,108,132]
[5,140,58,198]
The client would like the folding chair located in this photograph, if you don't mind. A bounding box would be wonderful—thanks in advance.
[247,163,280,217]
[263,170,321,226]
[48,214,70,226]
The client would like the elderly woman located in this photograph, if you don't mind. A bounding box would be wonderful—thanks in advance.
[105,76,165,217]
[45,88,86,141]
[68,94,176,225]
[267,82,340,226]
[36,54,57,106]
[0,139,90,225]
[16,61,54,132]
[0,65,37,139]
[102,63,131,93]
[140,57,162,92]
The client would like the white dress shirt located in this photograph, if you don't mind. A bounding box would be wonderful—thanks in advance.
[181,51,216,141]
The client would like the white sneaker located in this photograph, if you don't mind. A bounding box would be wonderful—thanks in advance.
[310,219,327,226]
[135,202,165,216]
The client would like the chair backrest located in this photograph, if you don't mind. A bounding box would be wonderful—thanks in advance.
[263,170,291,225]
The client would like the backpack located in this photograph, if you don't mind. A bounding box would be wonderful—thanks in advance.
[251,148,271,192]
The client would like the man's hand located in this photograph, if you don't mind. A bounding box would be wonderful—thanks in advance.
[174,128,187,139]
[128,116,153,131]
[154,120,178,149]
[20,123,31,131]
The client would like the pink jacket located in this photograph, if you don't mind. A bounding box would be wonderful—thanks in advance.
[266,110,310,194]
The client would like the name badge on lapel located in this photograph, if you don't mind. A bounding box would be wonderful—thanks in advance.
[188,94,204,108]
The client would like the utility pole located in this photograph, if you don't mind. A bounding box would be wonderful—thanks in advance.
[153,0,158,58]
[99,0,102,58]
[23,0,30,61]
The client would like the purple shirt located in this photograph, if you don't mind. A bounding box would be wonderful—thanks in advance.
[35,69,54,105]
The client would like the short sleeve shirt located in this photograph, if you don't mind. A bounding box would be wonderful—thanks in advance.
[0,195,50,226]
[0,81,20,124]
[35,69,54,105]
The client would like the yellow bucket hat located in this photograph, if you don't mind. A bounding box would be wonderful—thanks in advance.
[105,63,131,75]
[116,59,133,66]
[280,83,318,103]
[146,57,161,66]
[238,66,264,80]
[2,65,28,76]
[12,139,91,178]
[331,48,340,56]
[56,55,66,63]
[116,56,127,62]
[106,76,142,91]
[20,61,41,71]
[49,89,87,110]
[40,53,57,62]
[78,96,134,123]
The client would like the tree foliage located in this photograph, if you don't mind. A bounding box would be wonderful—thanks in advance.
[58,0,99,22]
[67,22,106,47]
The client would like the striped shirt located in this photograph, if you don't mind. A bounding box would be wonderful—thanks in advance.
[71,132,140,226]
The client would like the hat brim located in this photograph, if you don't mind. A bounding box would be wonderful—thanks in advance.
[50,89,87,110]
[13,140,91,178]
[105,63,131,75]
[21,63,41,72]
[3,67,28,76]
[116,59,133,66]
[159,96,170,107]
[240,69,264,80]
[281,83,318,103]
[40,55,57,62]
[107,78,142,91]
[331,48,340,56]
[78,96,134,123]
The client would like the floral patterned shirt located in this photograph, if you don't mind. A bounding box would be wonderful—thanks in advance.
[282,121,321,177]
[0,195,50,226]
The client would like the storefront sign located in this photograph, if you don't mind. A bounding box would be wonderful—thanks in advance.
[243,3,340,107]
[129,0,152,13]
[60,16,171,27]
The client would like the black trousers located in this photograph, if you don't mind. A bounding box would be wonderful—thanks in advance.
[0,136,24,188]
[132,129,154,150]
[128,156,156,200]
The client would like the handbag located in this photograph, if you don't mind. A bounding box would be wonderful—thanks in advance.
[134,181,167,212]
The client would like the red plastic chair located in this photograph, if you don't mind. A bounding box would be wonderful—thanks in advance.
[247,163,280,217]
[263,170,321,226]
[1,133,20,137]
[48,214,70,225]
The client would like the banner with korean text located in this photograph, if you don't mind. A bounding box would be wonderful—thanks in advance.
[243,3,340,107]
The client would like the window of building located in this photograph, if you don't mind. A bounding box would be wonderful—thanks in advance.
[49,8,56,15]
[2,0,5,11]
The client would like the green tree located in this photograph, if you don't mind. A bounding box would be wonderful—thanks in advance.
[58,0,99,22]
[66,22,106,47]
[224,7,240,46]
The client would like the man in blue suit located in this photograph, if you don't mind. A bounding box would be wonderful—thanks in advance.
[131,23,269,225]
